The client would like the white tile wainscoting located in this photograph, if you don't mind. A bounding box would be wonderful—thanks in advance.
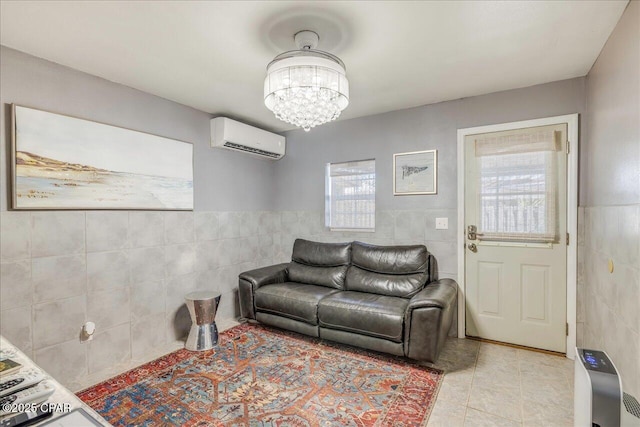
[0,209,460,390]
[0,210,279,390]
[5,206,636,398]
[577,205,640,399]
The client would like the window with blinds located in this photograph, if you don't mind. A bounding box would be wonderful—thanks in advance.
[475,127,560,242]
[325,159,375,231]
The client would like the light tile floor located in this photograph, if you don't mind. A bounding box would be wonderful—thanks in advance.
[425,338,574,427]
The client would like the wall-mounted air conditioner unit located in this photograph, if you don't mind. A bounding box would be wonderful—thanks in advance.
[210,117,285,160]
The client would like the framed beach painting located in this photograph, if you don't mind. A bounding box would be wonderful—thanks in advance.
[11,105,193,210]
[393,149,437,195]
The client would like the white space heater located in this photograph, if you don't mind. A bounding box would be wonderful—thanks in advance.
[575,348,640,427]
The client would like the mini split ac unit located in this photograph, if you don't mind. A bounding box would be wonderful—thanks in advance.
[210,117,285,160]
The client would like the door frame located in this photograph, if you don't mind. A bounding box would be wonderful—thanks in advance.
[456,114,579,359]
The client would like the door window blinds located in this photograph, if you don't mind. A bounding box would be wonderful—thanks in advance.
[325,159,375,230]
[475,127,560,242]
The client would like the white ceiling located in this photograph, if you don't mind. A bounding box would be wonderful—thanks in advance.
[0,1,628,132]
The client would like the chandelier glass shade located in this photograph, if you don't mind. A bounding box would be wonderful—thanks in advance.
[264,48,349,132]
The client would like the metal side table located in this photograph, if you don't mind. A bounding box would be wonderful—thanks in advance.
[185,291,221,351]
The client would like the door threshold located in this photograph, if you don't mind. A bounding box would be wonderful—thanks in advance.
[465,336,565,357]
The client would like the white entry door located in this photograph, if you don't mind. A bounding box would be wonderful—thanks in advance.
[464,123,568,353]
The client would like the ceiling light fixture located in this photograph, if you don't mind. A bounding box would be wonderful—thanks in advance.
[264,30,349,132]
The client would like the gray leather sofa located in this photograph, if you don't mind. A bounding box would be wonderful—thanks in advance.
[238,239,457,363]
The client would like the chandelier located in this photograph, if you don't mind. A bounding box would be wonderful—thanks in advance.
[264,30,349,132]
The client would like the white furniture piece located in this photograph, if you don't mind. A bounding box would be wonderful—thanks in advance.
[0,335,111,426]
[185,292,221,351]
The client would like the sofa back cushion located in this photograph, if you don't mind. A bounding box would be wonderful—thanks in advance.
[288,239,351,289]
[345,241,429,298]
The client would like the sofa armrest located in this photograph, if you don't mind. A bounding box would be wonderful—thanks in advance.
[238,263,289,320]
[239,263,290,289]
[404,279,458,362]
[407,278,457,310]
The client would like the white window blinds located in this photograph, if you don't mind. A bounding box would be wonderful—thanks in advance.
[325,159,375,230]
[475,127,560,242]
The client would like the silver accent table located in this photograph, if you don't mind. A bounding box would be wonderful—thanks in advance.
[185,291,221,351]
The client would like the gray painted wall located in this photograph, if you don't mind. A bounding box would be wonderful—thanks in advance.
[275,78,586,211]
[0,46,281,390]
[273,78,586,295]
[584,1,639,207]
[0,46,277,212]
[581,1,639,398]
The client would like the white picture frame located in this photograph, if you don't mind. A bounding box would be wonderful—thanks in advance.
[393,149,437,195]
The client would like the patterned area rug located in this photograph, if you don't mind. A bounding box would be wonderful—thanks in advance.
[78,323,443,426]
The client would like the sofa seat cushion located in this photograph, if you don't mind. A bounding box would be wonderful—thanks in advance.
[254,282,339,325]
[318,291,408,342]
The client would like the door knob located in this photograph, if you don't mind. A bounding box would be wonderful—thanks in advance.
[468,243,477,252]
[467,225,484,240]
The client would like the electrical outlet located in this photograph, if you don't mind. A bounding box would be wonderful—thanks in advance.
[80,321,96,342]
[435,217,448,230]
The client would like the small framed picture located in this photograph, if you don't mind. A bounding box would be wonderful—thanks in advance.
[393,149,437,195]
